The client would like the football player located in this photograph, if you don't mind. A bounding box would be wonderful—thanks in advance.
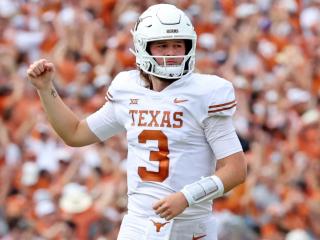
[27,4,247,240]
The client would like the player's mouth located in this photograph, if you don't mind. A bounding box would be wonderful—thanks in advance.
[165,58,182,65]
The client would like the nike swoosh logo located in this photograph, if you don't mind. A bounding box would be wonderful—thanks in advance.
[192,234,207,240]
[174,98,188,103]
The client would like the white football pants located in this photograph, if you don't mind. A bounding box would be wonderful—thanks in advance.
[117,213,217,240]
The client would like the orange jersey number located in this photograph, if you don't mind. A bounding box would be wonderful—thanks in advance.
[138,130,169,182]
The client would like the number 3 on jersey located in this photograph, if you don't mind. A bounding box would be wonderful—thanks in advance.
[138,130,169,182]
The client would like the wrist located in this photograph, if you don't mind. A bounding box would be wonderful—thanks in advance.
[180,175,224,207]
[36,82,55,93]
[178,192,189,208]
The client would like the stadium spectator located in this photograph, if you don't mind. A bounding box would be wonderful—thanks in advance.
[0,0,319,239]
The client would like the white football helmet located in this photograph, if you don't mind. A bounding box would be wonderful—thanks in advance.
[130,4,197,79]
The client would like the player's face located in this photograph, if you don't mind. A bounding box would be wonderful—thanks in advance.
[149,40,186,66]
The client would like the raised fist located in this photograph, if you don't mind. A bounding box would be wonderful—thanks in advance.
[27,59,55,90]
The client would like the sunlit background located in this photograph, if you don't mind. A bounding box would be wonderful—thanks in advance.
[0,0,319,239]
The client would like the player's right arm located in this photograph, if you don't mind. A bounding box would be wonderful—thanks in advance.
[27,59,100,147]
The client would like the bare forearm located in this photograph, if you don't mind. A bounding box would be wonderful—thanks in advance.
[28,60,99,147]
[216,152,247,193]
[37,84,80,145]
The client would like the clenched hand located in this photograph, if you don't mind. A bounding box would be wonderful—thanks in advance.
[27,59,55,90]
[153,192,188,221]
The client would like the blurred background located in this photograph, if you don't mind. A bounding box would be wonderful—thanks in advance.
[0,0,319,239]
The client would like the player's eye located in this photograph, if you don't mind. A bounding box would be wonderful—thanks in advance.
[157,44,167,49]
[174,44,183,49]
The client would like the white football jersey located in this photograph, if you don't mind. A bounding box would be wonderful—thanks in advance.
[86,70,242,219]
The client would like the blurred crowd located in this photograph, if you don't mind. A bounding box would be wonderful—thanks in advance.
[0,0,319,239]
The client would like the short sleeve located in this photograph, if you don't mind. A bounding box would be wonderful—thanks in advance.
[86,81,125,142]
[207,81,237,117]
[204,116,243,160]
[86,102,125,141]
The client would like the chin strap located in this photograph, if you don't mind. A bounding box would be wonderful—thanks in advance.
[181,175,224,206]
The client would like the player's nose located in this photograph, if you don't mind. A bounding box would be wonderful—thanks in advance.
[164,45,176,56]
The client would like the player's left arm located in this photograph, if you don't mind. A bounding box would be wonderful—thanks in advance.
[179,80,247,209]
[204,79,247,193]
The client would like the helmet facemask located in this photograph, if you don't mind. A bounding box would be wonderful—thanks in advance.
[130,4,197,80]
